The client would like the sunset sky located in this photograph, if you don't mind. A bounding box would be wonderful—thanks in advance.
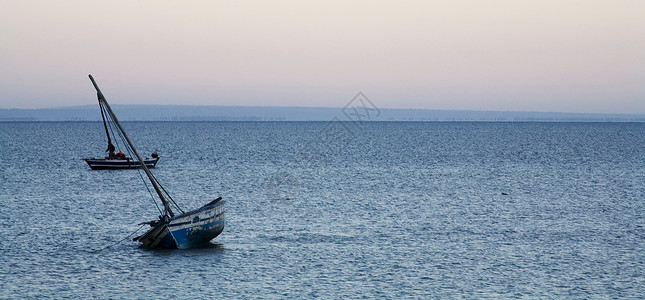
[1,0,644,113]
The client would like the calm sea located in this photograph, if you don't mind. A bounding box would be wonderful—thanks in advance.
[0,121,643,298]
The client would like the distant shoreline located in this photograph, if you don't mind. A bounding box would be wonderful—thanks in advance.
[1,105,644,122]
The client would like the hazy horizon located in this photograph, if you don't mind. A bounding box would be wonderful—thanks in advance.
[5,102,645,116]
[1,1,644,113]
[3,103,644,122]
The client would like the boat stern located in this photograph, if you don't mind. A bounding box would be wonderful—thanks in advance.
[168,200,225,249]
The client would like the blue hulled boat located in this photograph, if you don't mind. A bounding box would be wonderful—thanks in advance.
[134,197,225,249]
[88,74,225,249]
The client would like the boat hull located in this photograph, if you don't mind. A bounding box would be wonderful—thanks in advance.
[137,199,225,249]
[83,157,159,170]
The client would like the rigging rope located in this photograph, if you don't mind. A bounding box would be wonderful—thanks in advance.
[86,223,147,253]
[135,165,163,215]
[102,103,163,216]
[149,171,184,214]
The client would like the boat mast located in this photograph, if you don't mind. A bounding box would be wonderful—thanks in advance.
[88,74,174,218]
[98,97,112,150]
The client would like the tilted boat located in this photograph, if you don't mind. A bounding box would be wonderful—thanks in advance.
[83,83,159,170]
[88,74,225,249]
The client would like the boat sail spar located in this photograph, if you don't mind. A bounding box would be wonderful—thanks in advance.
[88,74,225,249]
[83,82,159,170]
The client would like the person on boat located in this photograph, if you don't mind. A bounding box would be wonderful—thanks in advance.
[116,151,125,159]
[106,142,116,159]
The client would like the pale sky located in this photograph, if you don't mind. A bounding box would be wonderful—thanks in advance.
[1,0,644,113]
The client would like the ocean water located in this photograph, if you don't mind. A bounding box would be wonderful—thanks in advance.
[0,121,643,298]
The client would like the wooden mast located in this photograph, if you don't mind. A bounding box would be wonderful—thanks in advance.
[88,74,174,218]
[98,99,113,150]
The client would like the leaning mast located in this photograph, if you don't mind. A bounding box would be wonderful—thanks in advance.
[88,74,173,217]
